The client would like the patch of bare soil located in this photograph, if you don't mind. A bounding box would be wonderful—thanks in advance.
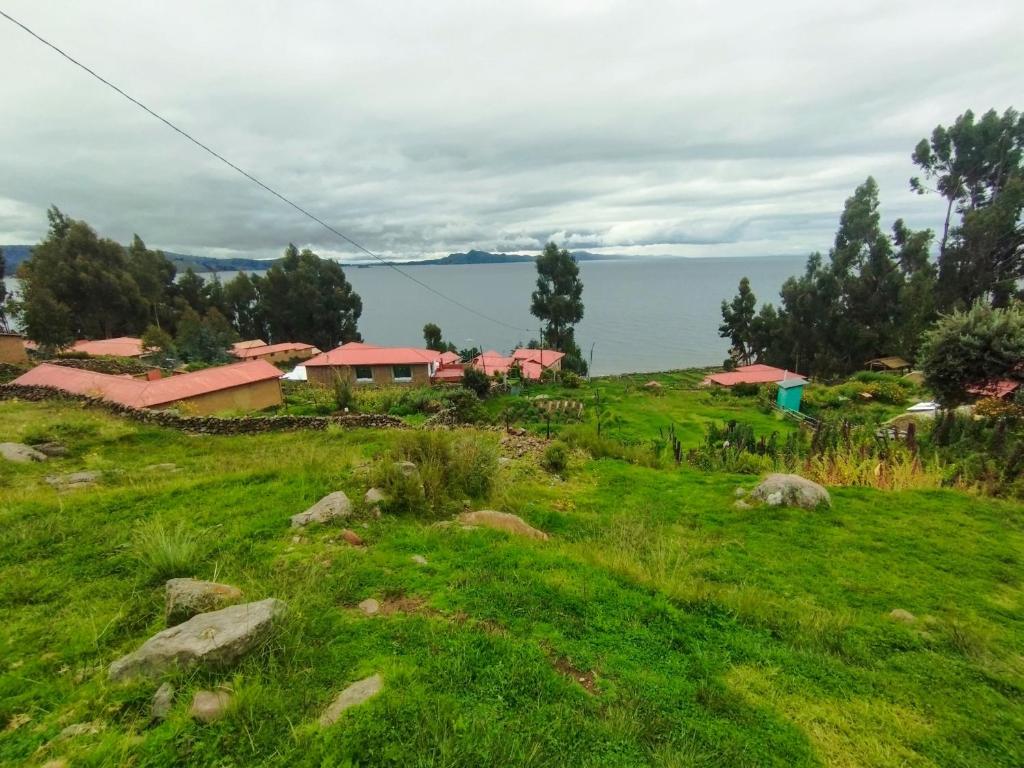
[551,655,598,694]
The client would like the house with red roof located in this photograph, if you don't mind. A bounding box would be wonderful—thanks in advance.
[702,364,803,388]
[69,336,149,358]
[12,359,283,415]
[966,378,1022,400]
[304,342,445,387]
[230,341,321,364]
[471,348,565,381]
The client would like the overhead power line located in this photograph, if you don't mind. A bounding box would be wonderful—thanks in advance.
[0,9,534,333]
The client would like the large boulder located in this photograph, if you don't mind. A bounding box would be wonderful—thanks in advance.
[457,510,549,541]
[108,598,286,682]
[291,491,352,527]
[750,473,830,509]
[319,674,384,726]
[165,578,243,626]
[0,442,47,463]
[32,442,68,458]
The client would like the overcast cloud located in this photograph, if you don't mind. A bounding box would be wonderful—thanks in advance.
[2,0,1022,262]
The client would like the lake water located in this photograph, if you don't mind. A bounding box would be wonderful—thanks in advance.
[4,255,805,375]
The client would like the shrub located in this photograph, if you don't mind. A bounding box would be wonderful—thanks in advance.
[560,371,583,389]
[541,442,570,475]
[131,518,200,582]
[462,367,492,397]
[373,431,499,517]
[333,376,355,411]
[442,388,485,423]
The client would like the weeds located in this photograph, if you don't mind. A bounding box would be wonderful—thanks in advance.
[130,517,201,582]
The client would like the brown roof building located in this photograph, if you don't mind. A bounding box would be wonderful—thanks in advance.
[0,332,29,364]
[12,360,283,415]
[231,341,321,364]
[304,342,443,387]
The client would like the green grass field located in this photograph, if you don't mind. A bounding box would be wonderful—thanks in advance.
[1,391,1022,767]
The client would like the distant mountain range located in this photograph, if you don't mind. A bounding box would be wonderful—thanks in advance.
[1,245,611,274]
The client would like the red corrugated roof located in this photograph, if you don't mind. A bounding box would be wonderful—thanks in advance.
[12,360,281,408]
[471,351,548,380]
[967,379,1021,399]
[439,351,461,365]
[432,364,466,382]
[512,348,565,366]
[704,364,796,387]
[232,339,268,351]
[70,337,147,357]
[232,342,318,359]
[306,341,442,367]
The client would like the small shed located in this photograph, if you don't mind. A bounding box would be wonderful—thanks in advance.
[776,376,808,412]
[865,356,911,373]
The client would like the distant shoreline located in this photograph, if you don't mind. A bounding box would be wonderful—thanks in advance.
[0,246,614,274]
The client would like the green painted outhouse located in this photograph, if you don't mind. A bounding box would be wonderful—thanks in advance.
[776,377,807,412]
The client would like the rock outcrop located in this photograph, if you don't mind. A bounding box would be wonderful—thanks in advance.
[0,442,47,463]
[319,674,384,726]
[457,510,549,541]
[291,492,352,527]
[165,578,243,626]
[108,598,286,682]
[750,474,830,509]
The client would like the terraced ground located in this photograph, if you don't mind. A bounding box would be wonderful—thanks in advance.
[1,386,1022,767]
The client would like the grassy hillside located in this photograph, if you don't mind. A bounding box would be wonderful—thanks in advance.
[1,395,1022,767]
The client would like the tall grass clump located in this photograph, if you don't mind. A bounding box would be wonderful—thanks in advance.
[373,430,499,517]
[131,518,201,582]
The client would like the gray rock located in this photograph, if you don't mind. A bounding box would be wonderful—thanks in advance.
[165,578,243,626]
[58,722,102,739]
[151,682,175,721]
[45,471,102,490]
[750,474,830,509]
[190,690,231,723]
[291,491,352,527]
[364,487,386,506]
[394,461,418,477]
[108,598,286,682]
[0,442,47,463]
[411,554,428,565]
[456,510,549,541]
[889,608,916,624]
[358,598,380,616]
[319,674,384,726]
[32,442,68,457]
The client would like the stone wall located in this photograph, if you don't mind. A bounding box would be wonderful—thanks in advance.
[48,357,155,375]
[0,384,405,434]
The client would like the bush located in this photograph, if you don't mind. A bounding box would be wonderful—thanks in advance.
[560,371,583,389]
[333,376,355,411]
[373,431,499,517]
[441,388,485,423]
[131,518,200,582]
[541,442,570,475]
[462,367,492,397]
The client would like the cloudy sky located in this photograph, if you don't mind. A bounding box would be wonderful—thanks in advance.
[1,0,1021,262]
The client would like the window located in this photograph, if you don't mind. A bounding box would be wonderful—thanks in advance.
[354,366,373,382]
[392,365,412,382]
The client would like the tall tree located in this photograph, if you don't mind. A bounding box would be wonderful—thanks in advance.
[719,277,758,365]
[911,108,1024,308]
[126,234,177,331]
[258,244,362,350]
[224,271,265,341]
[174,306,238,364]
[14,207,148,342]
[530,242,586,373]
